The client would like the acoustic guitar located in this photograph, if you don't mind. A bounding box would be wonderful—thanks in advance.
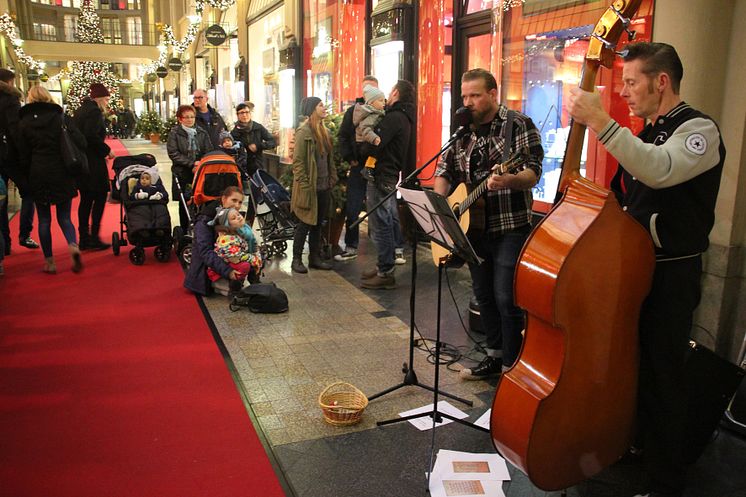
[430,154,523,267]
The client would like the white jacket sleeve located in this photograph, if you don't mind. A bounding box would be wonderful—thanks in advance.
[597,117,721,189]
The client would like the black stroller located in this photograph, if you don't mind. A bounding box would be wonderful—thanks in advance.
[249,169,295,259]
[111,155,173,265]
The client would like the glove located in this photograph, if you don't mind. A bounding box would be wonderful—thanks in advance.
[150,192,163,200]
[135,191,148,199]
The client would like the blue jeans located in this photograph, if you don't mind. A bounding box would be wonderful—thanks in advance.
[343,164,366,249]
[36,200,77,258]
[468,225,531,367]
[366,182,397,274]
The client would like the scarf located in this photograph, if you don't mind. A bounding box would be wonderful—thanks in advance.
[181,124,198,152]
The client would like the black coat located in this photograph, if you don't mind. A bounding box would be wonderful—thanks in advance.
[0,81,25,191]
[166,124,213,199]
[338,96,364,163]
[183,201,233,295]
[230,120,276,176]
[16,102,87,205]
[360,100,417,191]
[194,104,227,148]
[73,98,111,193]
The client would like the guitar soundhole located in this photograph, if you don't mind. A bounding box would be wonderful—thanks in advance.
[452,203,460,217]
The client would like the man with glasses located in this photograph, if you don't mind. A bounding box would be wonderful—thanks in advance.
[192,89,227,148]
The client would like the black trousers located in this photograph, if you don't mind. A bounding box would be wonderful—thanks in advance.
[78,190,108,239]
[292,189,330,260]
[638,255,702,494]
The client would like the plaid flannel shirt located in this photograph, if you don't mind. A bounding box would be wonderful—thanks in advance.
[435,105,543,237]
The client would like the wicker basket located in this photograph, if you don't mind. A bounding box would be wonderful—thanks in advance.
[318,382,369,426]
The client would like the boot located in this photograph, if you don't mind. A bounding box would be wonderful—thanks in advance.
[88,235,111,251]
[69,243,83,273]
[308,255,332,270]
[291,258,308,273]
[43,256,57,274]
[79,230,93,250]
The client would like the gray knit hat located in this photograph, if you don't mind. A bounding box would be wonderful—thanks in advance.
[363,85,385,105]
[301,96,322,117]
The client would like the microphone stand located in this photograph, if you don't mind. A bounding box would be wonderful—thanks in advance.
[359,127,474,412]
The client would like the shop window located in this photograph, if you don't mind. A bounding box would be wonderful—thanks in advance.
[465,0,493,15]
[500,0,654,210]
[32,23,57,41]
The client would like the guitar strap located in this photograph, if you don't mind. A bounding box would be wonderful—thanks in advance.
[502,110,515,163]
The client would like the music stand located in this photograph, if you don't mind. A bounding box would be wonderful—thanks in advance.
[377,187,488,429]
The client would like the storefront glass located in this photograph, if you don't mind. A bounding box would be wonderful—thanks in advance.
[499,0,654,210]
[302,0,366,112]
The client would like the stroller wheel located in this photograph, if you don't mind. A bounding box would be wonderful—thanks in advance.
[178,243,192,268]
[155,245,171,262]
[112,232,120,256]
[274,241,288,254]
[129,247,145,265]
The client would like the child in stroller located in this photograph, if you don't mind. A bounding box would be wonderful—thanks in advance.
[249,169,295,259]
[112,162,172,265]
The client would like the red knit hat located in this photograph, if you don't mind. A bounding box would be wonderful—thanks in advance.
[89,83,110,99]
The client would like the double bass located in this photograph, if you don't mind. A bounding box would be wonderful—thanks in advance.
[490,0,655,491]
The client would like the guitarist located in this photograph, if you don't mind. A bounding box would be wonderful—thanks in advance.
[568,42,725,497]
[434,68,543,380]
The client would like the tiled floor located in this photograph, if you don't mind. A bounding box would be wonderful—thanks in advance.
[123,139,746,497]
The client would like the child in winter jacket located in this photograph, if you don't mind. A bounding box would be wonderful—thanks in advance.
[353,85,386,182]
[130,167,169,201]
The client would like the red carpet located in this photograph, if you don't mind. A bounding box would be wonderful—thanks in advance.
[0,140,286,497]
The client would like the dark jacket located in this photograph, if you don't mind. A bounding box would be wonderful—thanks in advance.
[73,98,111,193]
[230,120,276,176]
[194,104,227,148]
[183,201,234,295]
[338,97,364,163]
[16,102,87,205]
[0,81,25,190]
[166,124,213,198]
[361,100,417,191]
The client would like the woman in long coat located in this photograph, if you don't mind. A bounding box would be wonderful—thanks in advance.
[290,96,336,273]
[17,86,86,273]
[167,104,213,229]
[73,83,114,251]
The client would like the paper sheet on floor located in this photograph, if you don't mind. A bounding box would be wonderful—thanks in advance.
[428,449,509,497]
[474,408,491,430]
[398,400,469,430]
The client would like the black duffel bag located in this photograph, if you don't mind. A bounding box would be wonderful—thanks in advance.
[229,282,288,313]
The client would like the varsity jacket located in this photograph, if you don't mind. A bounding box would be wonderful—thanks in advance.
[600,102,725,257]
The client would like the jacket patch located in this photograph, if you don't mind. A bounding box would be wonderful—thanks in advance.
[685,133,707,155]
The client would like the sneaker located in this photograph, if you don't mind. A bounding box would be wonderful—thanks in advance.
[459,356,502,380]
[361,267,378,280]
[19,237,39,249]
[334,247,358,261]
[361,272,396,289]
[394,249,406,265]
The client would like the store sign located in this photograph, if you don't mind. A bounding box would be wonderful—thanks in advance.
[205,24,227,46]
[146,73,158,83]
[156,66,169,78]
[168,58,183,71]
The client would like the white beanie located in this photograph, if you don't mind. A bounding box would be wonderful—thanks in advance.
[145,166,159,185]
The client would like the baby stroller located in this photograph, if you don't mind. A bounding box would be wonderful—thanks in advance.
[173,150,243,266]
[111,155,173,265]
[249,169,295,259]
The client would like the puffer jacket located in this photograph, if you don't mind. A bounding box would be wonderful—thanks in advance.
[16,102,87,205]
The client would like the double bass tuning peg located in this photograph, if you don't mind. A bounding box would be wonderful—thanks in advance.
[626,27,637,40]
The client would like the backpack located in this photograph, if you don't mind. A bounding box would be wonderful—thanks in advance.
[229,282,288,313]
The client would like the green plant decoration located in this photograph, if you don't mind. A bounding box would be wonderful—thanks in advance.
[135,111,164,138]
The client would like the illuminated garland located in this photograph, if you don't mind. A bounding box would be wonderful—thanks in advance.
[0,13,45,71]
[196,0,236,11]
[160,18,201,55]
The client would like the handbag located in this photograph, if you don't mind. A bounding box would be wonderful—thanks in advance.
[60,116,88,175]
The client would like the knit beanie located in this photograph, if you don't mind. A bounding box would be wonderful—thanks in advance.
[301,96,322,117]
[144,166,159,185]
[218,131,233,145]
[363,85,385,105]
[89,83,110,99]
[208,207,233,228]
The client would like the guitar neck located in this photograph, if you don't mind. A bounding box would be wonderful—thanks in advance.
[460,179,489,216]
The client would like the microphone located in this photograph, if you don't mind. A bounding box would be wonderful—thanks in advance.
[450,107,473,140]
